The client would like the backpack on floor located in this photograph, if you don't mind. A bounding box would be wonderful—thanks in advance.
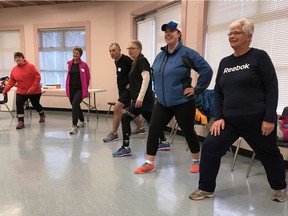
[277,115,288,142]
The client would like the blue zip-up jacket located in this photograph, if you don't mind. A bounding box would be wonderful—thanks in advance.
[151,41,213,107]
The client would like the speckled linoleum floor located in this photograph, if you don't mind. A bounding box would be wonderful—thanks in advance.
[0,110,287,216]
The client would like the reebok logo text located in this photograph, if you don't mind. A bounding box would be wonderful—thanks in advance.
[223,63,250,73]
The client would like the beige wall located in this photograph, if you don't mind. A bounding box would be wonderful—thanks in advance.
[181,0,207,87]
[0,0,206,111]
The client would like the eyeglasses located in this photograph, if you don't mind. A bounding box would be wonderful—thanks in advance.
[126,47,137,51]
[73,52,80,56]
[227,31,245,37]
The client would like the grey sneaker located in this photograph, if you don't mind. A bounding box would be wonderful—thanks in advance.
[272,189,287,202]
[77,121,86,128]
[103,132,119,142]
[70,125,78,134]
[131,128,145,135]
[189,189,215,200]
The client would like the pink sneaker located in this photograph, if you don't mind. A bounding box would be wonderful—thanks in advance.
[134,162,155,174]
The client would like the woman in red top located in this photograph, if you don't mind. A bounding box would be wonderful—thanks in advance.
[3,52,45,129]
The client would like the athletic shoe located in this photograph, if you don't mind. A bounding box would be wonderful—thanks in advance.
[190,160,200,173]
[272,189,287,202]
[158,140,171,151]
[134,162,155,174]
[103,132,118,142]
[131,128,146,135]
[39,115,45,123]
[70,125,78,134]
[112,146,131,157]
[16,121,25,129]
[77,121,86,128]
[189,189,215,200]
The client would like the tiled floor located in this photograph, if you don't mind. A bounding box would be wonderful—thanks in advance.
[0,110,287,216]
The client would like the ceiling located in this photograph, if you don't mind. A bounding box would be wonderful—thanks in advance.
[0,1,90,9]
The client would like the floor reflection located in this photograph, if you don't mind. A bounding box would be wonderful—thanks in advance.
[0,111,286,216]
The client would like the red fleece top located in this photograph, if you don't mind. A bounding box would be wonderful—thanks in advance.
[3,60,42,95]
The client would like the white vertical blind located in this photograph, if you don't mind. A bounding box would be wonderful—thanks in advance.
[154,4,181,53]
[137,2,181,65]
[206,0,288,114]
[0,31,20,78]
[137,18,155,65]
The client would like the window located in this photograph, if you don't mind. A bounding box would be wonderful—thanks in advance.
[0,30,20,78]
[206,0,288,113]
[38,28,86,88]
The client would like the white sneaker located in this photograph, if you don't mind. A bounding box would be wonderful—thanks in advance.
[70,125,78,134]
[77,121,86,128]
[272,189,287,202]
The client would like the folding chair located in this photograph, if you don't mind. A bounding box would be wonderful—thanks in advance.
[231,137,255,177]
[282,106,288,116]
[0,91,14,118]
[242,106,288,177]
[106,102,116,120]
[24,99,32,115]
[0,77,14,118]
[169,118,179,144]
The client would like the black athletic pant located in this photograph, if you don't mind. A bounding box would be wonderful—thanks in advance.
[69,88,84,126]
[146,100,199,156]
[121,101,166,147]
[198,114,287,192]
[16,93,43,115]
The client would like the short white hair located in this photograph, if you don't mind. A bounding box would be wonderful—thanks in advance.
[229,18,254,35]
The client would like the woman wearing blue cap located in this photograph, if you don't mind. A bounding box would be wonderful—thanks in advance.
[134,21,213,174]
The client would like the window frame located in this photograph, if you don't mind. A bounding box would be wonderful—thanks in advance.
[33,21,91,87]
[38,28,86,87]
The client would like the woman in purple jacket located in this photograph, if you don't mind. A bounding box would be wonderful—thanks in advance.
[66,47,90,134]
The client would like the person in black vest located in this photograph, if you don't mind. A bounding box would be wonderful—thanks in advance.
[190,18,287,202]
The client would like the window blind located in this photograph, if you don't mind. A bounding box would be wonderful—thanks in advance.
[136,2,181,65]
[137,18,156,65]
[206,0,288,113]
[0,31,20,78]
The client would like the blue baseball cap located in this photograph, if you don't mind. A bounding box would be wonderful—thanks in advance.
[161,21,182,32]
